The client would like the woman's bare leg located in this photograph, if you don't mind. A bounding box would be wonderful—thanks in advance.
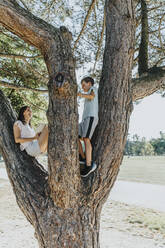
[38,125,48,153]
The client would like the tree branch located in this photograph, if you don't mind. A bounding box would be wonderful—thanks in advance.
[138,0,148,75]
[132,67,165,101]
[0,0,58,51]
[93,7,105,73]
[73,0,97,50]
[91,0,135,204]
[0,53,42,59]
[0,80,48,93]
[0,89,50,223]
[17,0,29,11]
[22,58,48,84]
[17,90,47,112]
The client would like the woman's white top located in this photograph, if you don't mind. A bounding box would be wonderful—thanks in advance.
[14,120,36,151]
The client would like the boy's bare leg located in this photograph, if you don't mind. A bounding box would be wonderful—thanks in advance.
[38,125,48,153]
[78,139,85,159]
[83,138,92,166]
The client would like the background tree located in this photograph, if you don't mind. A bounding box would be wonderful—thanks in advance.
[151,132,165,155]
[0,0,165,247]
[124,135,155,156]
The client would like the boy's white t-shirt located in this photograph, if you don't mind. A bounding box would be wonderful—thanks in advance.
[14,120,36,151]
[82,86,98,120]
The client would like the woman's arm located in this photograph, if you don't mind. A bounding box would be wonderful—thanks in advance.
[13,123,38,144]
[77,90,95,100]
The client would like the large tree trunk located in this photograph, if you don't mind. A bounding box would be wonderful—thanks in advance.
[1,0,158,247]
[31,205,101,248]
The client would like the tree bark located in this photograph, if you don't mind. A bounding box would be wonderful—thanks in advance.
[138,0,149,76]
[30,205,102,248]
[0,0,164,247]
[91,0,135,205]
[132,67,165,101]
[0,90,49,228]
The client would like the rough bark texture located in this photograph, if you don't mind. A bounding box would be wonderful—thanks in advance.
[138,0,149,76]
[91,0,135,206]
[45,27,80,209]
[0,0,164,247]
[132,67,165,101]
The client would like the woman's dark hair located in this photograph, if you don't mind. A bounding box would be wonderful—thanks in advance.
[81,76,94,86]
[18,106,31,126]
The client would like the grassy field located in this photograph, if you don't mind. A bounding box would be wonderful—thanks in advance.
[1,155,165,185]
[113,156,165,238]
[118,156,165,185]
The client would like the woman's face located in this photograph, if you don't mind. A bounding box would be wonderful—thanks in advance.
[23,107,32,121]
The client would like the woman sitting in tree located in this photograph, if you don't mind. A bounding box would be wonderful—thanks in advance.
[13,106,48,157]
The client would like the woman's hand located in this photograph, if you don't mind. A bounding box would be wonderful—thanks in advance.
[35,133,41,140]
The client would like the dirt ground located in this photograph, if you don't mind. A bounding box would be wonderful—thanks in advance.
[0,178,165,248]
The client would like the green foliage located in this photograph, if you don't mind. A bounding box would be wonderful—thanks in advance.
[124,132,165,156]
[0,26,48,123]
[3,88,24,113]
[150,138,165,156]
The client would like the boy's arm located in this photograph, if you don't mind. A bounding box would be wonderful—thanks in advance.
[77,90,95,100]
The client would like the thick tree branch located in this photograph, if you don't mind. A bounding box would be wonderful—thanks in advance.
[0,89,50,223]
[0,0,58,51]
[132,67,165,101]
[91,0,135,204]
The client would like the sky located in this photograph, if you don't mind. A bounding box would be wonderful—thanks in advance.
[129,93,165,140]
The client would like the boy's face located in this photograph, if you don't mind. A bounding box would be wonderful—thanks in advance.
[81,81,92,92]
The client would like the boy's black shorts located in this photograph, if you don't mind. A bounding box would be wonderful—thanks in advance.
[79,117,98,139]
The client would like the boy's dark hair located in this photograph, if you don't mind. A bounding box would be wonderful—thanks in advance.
[81,76,94,86]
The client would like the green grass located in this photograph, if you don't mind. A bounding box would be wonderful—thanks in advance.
[126,207,165,236]
[118,156,165,185]
[1,155,165,185]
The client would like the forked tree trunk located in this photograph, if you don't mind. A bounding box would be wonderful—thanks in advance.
[0,92,102,248]
[32,205,102,248]
[0,0,136,247]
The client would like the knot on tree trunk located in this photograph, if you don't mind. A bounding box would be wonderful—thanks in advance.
[49,72,77,98]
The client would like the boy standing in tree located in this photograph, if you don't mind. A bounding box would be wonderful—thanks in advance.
[77,76,98,177]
